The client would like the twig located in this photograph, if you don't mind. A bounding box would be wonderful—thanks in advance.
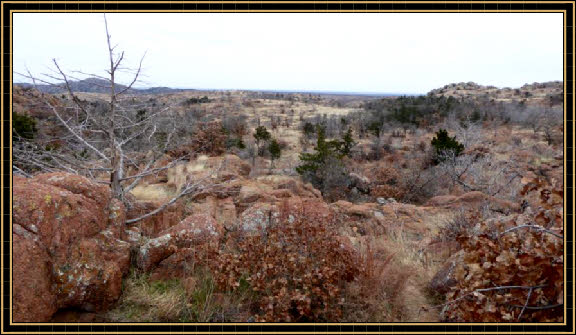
[499,225,563,239]
[517,287,533,320]
[509,303,563,311]
[437,284,547,319]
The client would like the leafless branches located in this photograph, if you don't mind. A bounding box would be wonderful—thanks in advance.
[13,14,218,224]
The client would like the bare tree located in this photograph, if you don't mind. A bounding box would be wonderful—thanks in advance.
[15,14,221,223]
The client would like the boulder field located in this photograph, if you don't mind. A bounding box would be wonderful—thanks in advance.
[13,155,519,321]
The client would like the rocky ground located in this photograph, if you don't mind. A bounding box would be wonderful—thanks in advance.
[11,81,565,323]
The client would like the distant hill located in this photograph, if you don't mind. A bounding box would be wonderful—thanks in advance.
[428,81,563,105]
[14,77,187,95]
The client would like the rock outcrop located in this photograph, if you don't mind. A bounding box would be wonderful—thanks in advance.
[426,191,520,213]
[12,173,131,322]
[136,213,223,272]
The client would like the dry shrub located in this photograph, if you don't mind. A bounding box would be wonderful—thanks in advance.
[370,165,406,200]
[438,209,479,242]
[211,200,362,322]
[168,121,227,158]
[443,177,563,322]
[342,239,414,322]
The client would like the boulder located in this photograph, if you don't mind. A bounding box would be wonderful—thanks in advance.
[188,196,237,230]
[349,173,371,193]
[12,230,57,322]
[149,248,199,281]
[136,214,222,272]
[126,200,184,237]
[135,234,177,272]
[53,231,131,311]
[12,173,130,321]
[429,250,464,295]
[426,191,520,213]
[236,197,334,235]
[31,172,111,210]
[159,213,222,244]
[237,202,280,235]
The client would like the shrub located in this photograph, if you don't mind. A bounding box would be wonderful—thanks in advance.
[13,111,37,140]
[442,177,563,322]
[430,129,464,163]
[169,121,227,157]
[302,122,316,138]
[211,201,361,322]
[253,125,271,156]
[268,138,281,169]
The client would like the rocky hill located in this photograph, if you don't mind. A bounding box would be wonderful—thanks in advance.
[429,81,563,105]
[15,77,187,95]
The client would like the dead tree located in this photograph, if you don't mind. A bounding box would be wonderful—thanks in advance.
[15,14,221,223]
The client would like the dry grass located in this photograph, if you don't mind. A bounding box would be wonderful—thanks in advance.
[106,268,254,322]
[130,184,175,201]
[341,209,453,322]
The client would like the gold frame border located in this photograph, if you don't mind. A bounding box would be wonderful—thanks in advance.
[1,1,573,334]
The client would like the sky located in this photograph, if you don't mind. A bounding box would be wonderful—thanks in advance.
[13,13,563,94]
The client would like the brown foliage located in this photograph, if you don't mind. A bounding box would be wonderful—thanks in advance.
[443,177,563,322]
[370,165,406,200]
[168,121,227,158]
[210,200,361,322]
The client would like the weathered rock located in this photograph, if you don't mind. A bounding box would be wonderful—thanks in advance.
[166,154,251,192]
[149,248,199,281]
[426,191,520,213]
[12,173,130,321]
[124,227,143,246]
[13,176,108,258]
[159,213,222,244]
[349,173,371,194]
[345,203,380,217]
[188,196,237,230]
[136,213,221,272]
[53,231,131,311]
[238,202,280,235]
[126,200,184,237]
[237,197,334,235]
[12,230,57,322]
[429,250,464,295]
[31,172,111,211]
[135,234,177,272]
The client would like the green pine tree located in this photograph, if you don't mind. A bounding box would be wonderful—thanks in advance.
[254,125,271,156]
[268,138,281,171]
[431,129,464,163]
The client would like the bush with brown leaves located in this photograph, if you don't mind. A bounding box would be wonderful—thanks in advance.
[210,201,361,322]
[370,165,406,200]
[168,121,227,158]
[442,177,563,322]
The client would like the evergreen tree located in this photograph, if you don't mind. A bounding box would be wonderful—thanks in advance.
[431,129,464,163]
[268,138,281,171]
[296,125,330,176]
[341,128,355,156]
[253,125,271,156]
[303,122,316,138]
[13,112,37,140]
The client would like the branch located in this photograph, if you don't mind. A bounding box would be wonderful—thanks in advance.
[12,165,31,178]
[517,286,533,320]
[509,303,563,311]
[125,161,224,224]
[438,285,547,318]
[499,225,563,239]
[24,68,110,162]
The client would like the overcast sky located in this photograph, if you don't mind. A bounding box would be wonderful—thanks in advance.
[13,13,563,94]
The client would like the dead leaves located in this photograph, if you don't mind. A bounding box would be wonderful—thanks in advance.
[443,176,564,322]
